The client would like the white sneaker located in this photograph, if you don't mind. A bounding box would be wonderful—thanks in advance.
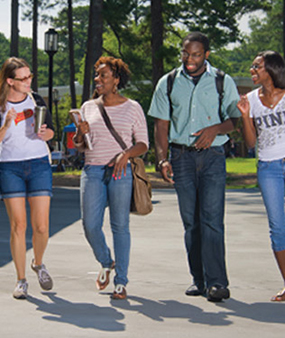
[13,279,28,299]
[31,259,53,290]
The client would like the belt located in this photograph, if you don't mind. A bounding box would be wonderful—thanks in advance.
[170,143,203,152]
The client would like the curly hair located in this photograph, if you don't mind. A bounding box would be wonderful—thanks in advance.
[0,57,30,112]
[94,56,131,89]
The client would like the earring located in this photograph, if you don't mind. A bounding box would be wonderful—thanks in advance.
[112,84,118,94]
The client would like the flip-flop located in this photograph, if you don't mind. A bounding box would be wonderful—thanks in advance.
[271,287,285,302]
[96,261,115,290]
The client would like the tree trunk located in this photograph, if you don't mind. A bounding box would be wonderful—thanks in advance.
[68,0,77,108]
[32,0,38,92]
[10,0,19,56]
[151,0,164,88]
[283,0,285,57]
[82,0,103,104]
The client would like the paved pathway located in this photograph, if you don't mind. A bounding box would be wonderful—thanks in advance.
[0,187,284,337]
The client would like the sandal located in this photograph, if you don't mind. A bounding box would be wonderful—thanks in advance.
[271,287,285,302]
[112,284,127,300]
[96,262,115,290]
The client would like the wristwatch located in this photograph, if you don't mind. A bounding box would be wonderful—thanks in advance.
[158,159,168,171]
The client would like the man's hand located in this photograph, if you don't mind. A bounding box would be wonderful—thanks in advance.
[193,124,219,150]
[159,160,174,184]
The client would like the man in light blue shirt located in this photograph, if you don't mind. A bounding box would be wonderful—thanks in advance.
[148,32,240,302]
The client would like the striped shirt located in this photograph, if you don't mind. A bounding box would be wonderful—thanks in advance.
[76,99,149,165]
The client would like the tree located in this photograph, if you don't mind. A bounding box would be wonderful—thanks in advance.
[82,0,103,103]
[32,0,38,91]
[214,0,282,78]
[10,0,19,56]
[163,0,272,49]
[22,0,57,91]
[151,0,164,88]
[68,0,77,108]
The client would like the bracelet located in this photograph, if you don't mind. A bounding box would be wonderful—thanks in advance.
[158,159,168,170]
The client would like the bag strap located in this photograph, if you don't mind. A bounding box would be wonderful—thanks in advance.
[95,98,127,151]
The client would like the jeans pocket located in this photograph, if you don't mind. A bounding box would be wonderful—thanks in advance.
[83,165,92,172]
[170,147,182,162]
[257,161,270,171]
[210,146,225,156]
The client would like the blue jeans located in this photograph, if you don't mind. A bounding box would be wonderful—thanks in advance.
[170,146,228,288]
[257,159,285,252]
[80,164,133,286]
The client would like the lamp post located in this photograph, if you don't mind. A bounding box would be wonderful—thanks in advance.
[53,88,64,172]
[44,28,58,115]
[53,89,61,150]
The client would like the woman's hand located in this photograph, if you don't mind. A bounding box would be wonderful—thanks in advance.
[237,95,250,118]
[4,108,17,129]
[37,124,54,141]
[0,108,17,142]
[74,121,90,144]
[109,151,130,179]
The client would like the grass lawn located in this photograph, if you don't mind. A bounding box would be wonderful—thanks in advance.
[226,157,257,174]
[54,158,257,176]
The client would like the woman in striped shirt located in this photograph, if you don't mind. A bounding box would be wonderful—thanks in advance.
[73,56,149,300]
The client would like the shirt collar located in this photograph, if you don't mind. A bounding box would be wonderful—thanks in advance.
[180,60,215,79]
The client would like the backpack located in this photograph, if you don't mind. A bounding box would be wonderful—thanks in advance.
[166,68,225,121]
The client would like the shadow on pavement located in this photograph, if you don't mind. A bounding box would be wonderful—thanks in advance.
[27,292,125,332]
[0,187,81,267]
[110,295,285,326]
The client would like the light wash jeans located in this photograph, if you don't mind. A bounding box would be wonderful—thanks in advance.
[258,159,285,252]
[170,145,228,289]
[80,164,133,286]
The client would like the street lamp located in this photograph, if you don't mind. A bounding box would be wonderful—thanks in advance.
[53,88,64,172]
[53,89,61,151]
[44,28,58,115]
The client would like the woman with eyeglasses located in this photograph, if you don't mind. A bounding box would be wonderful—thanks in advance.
[0,57,54,299]
[237,51,285,301]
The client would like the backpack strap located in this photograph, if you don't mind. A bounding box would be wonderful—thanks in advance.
[167,68,225,122]
[167,68,177,118]
[215,69,225,122]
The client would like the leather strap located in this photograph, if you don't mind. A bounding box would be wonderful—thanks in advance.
[95,98,127,151]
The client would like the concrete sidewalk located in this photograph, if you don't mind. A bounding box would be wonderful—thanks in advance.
[0,187,284,337]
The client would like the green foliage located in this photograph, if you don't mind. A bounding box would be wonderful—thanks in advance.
[214,0,283,78]
[0,33,10,65]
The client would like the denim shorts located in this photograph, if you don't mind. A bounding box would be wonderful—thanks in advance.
[0,156,52,199]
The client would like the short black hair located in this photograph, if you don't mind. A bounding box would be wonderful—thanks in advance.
[256,51,285,89]
[182,32,210,52]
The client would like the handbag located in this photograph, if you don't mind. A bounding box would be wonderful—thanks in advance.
[95,99,153,215]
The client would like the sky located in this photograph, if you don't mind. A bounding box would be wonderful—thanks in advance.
[0,0,51,49]
[0,0,261,51]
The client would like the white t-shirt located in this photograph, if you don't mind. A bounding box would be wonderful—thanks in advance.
[80,99,149,165]
[0,95,49,162]
[248,88,285,161]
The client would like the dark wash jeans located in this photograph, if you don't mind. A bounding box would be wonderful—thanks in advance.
[170,145,229,289]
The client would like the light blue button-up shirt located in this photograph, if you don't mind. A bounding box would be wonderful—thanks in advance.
[148,61,241,146]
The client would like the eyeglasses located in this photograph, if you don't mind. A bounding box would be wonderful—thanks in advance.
[250,64,263,70]
[13,74,34,82]
[181,50,204,60]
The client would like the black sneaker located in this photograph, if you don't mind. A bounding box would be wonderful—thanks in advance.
[185,283,206,296]
[207,285,230,302]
